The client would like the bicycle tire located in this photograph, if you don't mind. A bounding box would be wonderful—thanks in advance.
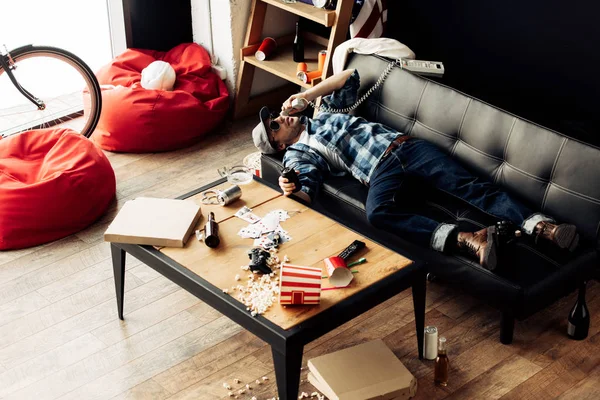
[0,45,102,138]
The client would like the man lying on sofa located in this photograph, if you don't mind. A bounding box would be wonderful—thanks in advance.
[251,69,579,270]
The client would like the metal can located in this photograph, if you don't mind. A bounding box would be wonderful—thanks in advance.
[423,325,439,360]
[296,62,308,80]
[217,185,242,206]
[318,50,327,72]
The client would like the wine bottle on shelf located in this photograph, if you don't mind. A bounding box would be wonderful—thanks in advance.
[293,20,304,62]
[567,281,589,340]
[434,336,449,386]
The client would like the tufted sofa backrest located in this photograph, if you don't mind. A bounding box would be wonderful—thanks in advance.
[346,54,600,241]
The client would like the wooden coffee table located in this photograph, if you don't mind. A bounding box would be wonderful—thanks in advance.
[110,177,425,399]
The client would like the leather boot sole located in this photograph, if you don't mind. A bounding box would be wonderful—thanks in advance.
[553,224,579,252]
[479,226,498,271]
[481,226,499,271]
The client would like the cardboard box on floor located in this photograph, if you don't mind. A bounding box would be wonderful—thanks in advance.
[307,339,417,400]
[104,197,202,248]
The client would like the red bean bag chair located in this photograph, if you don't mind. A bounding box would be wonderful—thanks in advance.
[93,43,229,153]
[0,128,116,250]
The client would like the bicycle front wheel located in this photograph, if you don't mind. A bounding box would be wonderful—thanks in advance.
[0,45,102,138]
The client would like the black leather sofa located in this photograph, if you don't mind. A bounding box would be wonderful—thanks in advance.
[260,53,600,344]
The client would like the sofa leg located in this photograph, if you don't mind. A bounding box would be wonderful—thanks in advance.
[500,312,515,344]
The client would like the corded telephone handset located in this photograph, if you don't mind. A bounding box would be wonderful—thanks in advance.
[282,58,444,116]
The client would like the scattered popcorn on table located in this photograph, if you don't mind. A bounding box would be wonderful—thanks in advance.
[228,392,234,397]
[262,376,269,381]
[235,265,283,316]
[311,393,318,397]
[241,265,250,271]
[235,274,241,281]
[251,397,257,400]
[238,389,246,394]
[256,379,262,385]
[223,382,232,390]
[299,392,309,399]
[222,288,229,294]
[234,378,241,384]
[283,255,290,263]
[246,383,252,390]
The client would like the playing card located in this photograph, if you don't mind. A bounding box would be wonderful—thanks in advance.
[255,212,279,234]
[275,226,291,242]
[266,209,290,222]
[238,225,261,239]
[235,206,261,223]
[254,234,275,248]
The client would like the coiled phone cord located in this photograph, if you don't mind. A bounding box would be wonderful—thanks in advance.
[307,58,403,114]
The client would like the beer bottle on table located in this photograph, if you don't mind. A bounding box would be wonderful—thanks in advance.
[204,212,220,248]
[567,281,589,340]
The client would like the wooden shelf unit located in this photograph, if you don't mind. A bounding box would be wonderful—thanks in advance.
[260,0,337,27]
[241,33,328,90]
[234,0,354,119]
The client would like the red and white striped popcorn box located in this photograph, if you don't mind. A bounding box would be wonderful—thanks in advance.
[279,263,322,305]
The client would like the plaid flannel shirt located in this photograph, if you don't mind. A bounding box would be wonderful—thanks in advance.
[283,70,403,202]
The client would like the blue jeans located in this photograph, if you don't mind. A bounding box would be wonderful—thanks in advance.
[366,138,550,252]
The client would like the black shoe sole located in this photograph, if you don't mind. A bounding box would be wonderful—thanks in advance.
[481,226,499,271]
[554,224,579,252]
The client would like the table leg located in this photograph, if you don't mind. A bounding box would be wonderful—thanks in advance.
[272,344,303,400]
[111,244,126,320]
[412,271,426,359]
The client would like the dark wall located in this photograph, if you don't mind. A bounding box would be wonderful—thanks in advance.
[388,1,600,145]
[123,0,192,52]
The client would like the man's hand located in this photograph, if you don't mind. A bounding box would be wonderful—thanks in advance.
[281,94,308,116]
[279,175,297,196]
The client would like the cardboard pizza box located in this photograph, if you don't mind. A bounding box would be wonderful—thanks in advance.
[104,197,201,248]
[307,339,417,400]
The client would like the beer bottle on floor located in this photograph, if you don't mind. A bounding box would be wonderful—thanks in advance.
[434,336,449,386]
[567,281,589,340]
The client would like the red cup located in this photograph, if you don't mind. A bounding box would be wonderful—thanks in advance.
[324,256,354,287]
[255,37,277,61]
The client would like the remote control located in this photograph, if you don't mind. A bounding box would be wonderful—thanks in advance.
[280,98,308,117]
[281,167,301,193]
[401,59,445,77]
[338,240,366,261]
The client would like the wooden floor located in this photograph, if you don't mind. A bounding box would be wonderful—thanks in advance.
[1,116,599,399]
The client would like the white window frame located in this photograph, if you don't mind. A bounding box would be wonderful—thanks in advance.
[106,0,127,57]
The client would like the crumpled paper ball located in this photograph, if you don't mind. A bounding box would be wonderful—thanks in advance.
[140,60,176,90]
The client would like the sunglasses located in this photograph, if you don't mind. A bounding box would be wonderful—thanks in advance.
[268,112,280,132]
